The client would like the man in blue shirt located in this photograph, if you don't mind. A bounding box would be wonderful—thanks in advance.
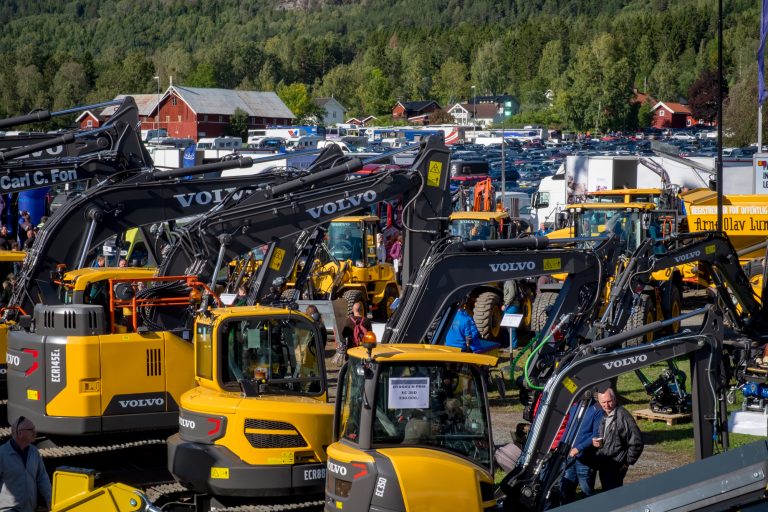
[560,398,604,502]
[445,301,500,353]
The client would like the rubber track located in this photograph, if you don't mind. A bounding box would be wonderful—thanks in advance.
[210,501,324,511]
[38,438,167,458]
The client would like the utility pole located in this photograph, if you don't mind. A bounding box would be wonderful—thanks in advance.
[153,76,160,133]
[471,85,477,141]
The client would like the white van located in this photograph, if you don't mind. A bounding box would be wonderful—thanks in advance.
[196,137,242,150]
[285,135,322,151]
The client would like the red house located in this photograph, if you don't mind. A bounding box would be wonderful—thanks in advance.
[96,86,295,141]
[650,101,694,129]
[391,101,441,125]
[76,94,157,130]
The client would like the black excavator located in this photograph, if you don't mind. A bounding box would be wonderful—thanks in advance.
[592,230,768,414]
[0,97,151,194]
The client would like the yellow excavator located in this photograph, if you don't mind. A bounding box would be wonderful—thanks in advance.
[5,146,358,435]
[532,201,686,342]
[288,214,400,320]
[166,137,452,498]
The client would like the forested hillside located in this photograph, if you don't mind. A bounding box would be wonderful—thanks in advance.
[0,0,762,141]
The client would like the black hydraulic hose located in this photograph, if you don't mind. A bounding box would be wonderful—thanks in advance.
[460,236,551,251]
[151,157,256,179]
[271,158,363,196]
[0,100,123,129]
[590,307,708,351]
[0,133,76,162]
[0,110,51,129]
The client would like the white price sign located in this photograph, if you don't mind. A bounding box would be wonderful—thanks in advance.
[388,377,429,409]
[501,313,524,328]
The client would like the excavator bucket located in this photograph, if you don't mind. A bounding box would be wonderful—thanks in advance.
[295,298,349,343]
[51,467,157,512]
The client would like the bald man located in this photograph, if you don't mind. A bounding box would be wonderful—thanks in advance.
[0,417,51,511]
[592,388,644,491]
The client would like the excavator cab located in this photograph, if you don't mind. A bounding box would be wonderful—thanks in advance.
[326,344,498,511]
[168,306,332,497]
[449,211,509,241]
[310,216,399,319]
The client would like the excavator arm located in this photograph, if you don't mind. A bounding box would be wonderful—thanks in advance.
[0,97,150,192]
[156,137,451,293]
[501,305,727,511]
[604,231,768,340]
[9,144,353,312]
[381,236,621,345]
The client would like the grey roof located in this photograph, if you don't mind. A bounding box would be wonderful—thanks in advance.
[99,94,159,117]
[172,86,295,119]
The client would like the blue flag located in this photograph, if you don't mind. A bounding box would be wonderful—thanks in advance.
[760,0,768,104]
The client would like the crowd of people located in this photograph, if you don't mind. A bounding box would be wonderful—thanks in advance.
[0,212,47,252]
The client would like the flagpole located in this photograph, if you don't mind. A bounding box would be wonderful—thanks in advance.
[716,0,723,233]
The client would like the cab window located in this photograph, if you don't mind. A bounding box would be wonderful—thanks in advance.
[370,362,491,469]
[219,317,323,396]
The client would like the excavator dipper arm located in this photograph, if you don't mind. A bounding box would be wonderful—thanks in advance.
[501,305,726,511]
[382,236,619,344]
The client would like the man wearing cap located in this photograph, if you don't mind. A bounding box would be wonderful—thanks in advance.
[0,416,51,511]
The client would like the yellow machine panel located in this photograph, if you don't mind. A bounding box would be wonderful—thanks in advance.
[378,447,496,511]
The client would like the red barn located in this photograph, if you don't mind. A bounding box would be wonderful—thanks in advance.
[650,101,694,129]
[98,86,295,141]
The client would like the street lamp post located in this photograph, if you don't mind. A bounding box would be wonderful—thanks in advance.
[471,85,476,141]
[153,76,160,133]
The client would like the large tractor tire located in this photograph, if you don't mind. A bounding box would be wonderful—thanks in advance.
[281,288,300,301]
[373,284,399,322]
[661,284,682,335]
[623,294,655,347]
[531,292,558,334]
[342,289,367,317]
[474,291,503,340]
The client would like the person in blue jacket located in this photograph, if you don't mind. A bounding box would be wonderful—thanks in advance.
[560,397,604,502]
[445,299,500,353]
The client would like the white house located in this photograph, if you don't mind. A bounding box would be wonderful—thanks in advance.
[314,97,347,125]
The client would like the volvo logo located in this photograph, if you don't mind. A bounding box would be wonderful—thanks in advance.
[307,190,377,219]
[489,261,536,272]
[603,354,648,370]
[6,354,20,366]
[327,460,347,476]
[673,250,701,263]
[179,417,196,429]
[173,188,246,208]
[118,398,165,408]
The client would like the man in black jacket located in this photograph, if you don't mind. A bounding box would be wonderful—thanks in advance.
[592,387,644,491]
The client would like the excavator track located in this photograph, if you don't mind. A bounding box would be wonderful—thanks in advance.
[38,437,167,458]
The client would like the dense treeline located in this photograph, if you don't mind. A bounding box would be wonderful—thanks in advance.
[0,0,763,143]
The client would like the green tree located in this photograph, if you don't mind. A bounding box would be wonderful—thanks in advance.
[470,39,505,95]
[649,52,679,101]
[226,108,248,141]
[556,33,633,132]
[356,67,393,116]
[723,61,759,147]
[537,39,565,91]
[430,58,469,107]
[186,63,218,88]
[51,61,88,110]
[277,82,323,123]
